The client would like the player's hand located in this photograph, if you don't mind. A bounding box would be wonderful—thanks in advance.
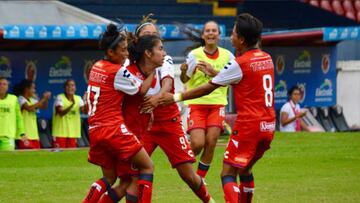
[21,134,29,146]
[180,63,188,72]
[197,61,217,77]
[43,91,52,100]
[141,94,161,113]
[158,92,175,105]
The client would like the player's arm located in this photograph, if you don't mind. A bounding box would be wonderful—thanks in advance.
[281,110,306,126]
[180,63,190,83]
[139,71,155,95]
[21,92,51,111]
[158,59,243,105]
[55,95,74,117]
[114,66,154,96]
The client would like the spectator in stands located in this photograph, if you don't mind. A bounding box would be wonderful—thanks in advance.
[14,79,51,149]
[280,85,309,132]
[0,77,27,151]
[180,21,235,181]
[52,79,85,148]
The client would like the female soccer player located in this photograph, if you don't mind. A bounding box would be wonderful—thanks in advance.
[180,21,234,180]
[111,15,214,203]
[82,24,159,203]
[52,79,86,148]
[152,13,275,203]
[13,79,51,149]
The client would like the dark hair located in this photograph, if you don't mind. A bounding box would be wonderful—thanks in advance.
[99,23,127,52]
[181,21,221,54]
[64,79,75,90]
[235,13,263,47]
[13,79,33,96]
[0,77,8,82]
[288,85,301,97]
[134,13,157,37]
[128,35,162,64]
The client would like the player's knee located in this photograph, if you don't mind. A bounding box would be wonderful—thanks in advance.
[191,140,204,152]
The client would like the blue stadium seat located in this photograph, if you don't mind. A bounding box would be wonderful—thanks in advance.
[37,118,53,148]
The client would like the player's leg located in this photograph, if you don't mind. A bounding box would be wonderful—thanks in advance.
[198,126,221,178]
[124,135,157,203]
[198,106,225,178]
[187,105,207,155]
[221,163,241,203]
[129,148,154,203]
[83,167,117,203]
[98,176,132,203]
[176,163,213,203]
[237,132,273,203]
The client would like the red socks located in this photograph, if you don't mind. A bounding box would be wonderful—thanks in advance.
[239,174,255,203]
[192,178,211,203]
[196,161,210,178]
[222,176,240,203]
[126,191,138,203]
[83,178,109,203]
[137,174,153,203]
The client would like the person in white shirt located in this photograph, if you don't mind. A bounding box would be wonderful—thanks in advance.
[280,85,309,132]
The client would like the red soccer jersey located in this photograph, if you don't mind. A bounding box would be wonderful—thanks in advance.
[86,59,142,127]
[123,56,180,135]
[211,49,276,128]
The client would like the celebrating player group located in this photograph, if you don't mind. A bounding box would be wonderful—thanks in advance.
[83,12,275,203]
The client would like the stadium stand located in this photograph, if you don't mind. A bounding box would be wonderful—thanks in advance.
[37,118,53,148]
[303,0,360,22]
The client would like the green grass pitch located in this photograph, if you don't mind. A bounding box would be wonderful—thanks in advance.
[0,132,360,203]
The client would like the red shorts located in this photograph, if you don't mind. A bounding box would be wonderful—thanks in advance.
[54,137,77,148]
[18,140,40,149]
[223,120,275,169]
[88,124,142,171]
[143,116,196,168]
[187,105,225,133]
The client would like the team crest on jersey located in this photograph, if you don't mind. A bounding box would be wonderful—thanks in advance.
[321,54,330,74]
[188,120,194,127]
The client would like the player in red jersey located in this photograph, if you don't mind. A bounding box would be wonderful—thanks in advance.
[82,24,161,203]
[119,14,214,203]
[151,13,276,203]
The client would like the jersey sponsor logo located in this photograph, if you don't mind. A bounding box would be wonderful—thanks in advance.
[275,55,285,75]
[250,59,274,72]
[0,56,12,78]
[293,50,311,74]
[274,80,288,104]
[25,60,37,81]
[321,54,330,74]
[315,79,333,102]
[260,121,275,132]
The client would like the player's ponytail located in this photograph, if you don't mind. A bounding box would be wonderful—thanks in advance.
[135,13,157,37]
[128,35,161,64]
[99,23,127,52]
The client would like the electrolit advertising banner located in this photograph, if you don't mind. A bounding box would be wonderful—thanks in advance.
[264,46,337,109]
[2,24,226,40]
[0,51,103,119]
